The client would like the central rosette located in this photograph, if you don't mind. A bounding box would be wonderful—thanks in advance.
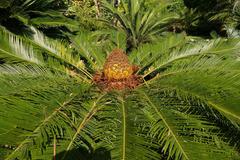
[93,49,141,91]
[103,49,133,80]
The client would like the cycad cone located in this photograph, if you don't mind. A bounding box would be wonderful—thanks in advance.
[104,49,133,80]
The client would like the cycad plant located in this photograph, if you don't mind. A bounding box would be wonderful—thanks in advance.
[1,19,240,160]
[102,0,179,51]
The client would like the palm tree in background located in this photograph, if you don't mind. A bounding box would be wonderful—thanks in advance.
[102,0,179,52]
[0,0,240,160]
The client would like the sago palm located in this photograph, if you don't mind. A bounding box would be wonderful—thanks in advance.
[102,0,179,52]
[1,22,240,160]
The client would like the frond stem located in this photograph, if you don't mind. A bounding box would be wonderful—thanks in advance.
[161,85,240,122]
[62,93,106,159]
[140,92,190,160]
[5,93,78,160]
[120,97,126,160]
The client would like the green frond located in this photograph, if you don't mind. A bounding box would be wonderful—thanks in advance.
[144,43,240,121]
[70,31,108,70]
[139,37,240,78]
[102,0,179,49]
[61,93,107,159]
[0,0,73,34]
[129,33,187,70]
[30,16,78,29]
[137,89,240,160]
[0,26,92,81]
[91,29,127,51]
[0,70,90,159]
[0,0,11,8]
[0,64,49,76]
[131,36,240,159]
[0,27,41,64]
[29,10,64,18]
[29,90,111,160]
[93,93,161,160]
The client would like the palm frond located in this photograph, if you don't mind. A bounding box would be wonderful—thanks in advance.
[131,36,240,159]
[0,27,41,64]
[137,89,240,160]
[61,93,107,159]
[140,37,240,78]
[94,93,161,160]
[129,33,187,72]
[102,0,179,50]
[151,62,240,121]
[0,26,92,80]
[0,68,90,159]
[70,31,111,70]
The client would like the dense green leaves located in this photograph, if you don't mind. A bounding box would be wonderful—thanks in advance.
[138,89,240,160]
[95,94,161,160]
[1,1,240,160]
[102,0,179,51]
[0,26,93,81]
[0,68,90,159]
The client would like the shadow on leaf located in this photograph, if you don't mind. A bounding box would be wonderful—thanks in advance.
[53,146,111,160]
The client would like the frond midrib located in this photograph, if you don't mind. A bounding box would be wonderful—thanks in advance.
[62,93,106,159]
[5,93,79,160]
[159,85,240,122]
[144,66,240,86]
[143,51,206,78]
[143,41,240,78]
[140,91,190,160]
[28,38,93,80]
[0,48,38,65]
[0,28,92,81]
[120,97,126,160]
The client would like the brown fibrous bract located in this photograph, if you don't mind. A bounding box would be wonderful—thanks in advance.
[93,49,142,91]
